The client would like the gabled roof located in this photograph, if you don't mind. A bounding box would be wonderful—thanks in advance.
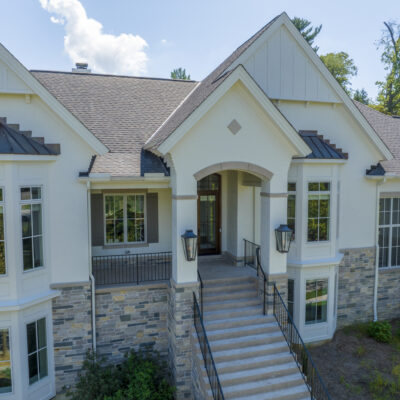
[0,120,59,155]
[145,15,281,150]
[354,101,400,176]
[298,131,348,160]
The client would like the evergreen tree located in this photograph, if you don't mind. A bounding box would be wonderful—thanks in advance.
[170,68,191,80]
[291,17,322,52]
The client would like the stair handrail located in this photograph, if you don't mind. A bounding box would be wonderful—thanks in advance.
[273,284,332,400]
[193,292,225,400]
[198,270,204,314]
[255,247,267,315]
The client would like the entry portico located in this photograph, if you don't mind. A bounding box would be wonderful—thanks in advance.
[153,67,311,286]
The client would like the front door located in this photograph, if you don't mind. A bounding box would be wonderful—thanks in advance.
[197,174,221,255]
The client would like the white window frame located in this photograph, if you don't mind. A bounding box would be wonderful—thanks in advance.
[26,317,48,386]
[306,181,331,243]
[378,197,400,269]
[0,188,7,277]
[0,326,13,395]
[103,193,147,245]
[20,186,44,272]
[287,182,296,241]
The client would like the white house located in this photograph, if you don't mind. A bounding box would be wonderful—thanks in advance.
[0,12,399,400]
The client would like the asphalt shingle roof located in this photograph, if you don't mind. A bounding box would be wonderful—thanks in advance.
[31,71,196,176]
[354,101,400,176]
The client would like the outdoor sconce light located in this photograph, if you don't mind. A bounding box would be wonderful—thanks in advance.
[181,230,198,261]
[275,224,293,253]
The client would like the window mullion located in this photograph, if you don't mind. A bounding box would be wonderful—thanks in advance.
[124,195,127,243]
[389,198,393,267]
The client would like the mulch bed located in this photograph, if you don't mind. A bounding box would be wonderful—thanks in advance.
[308,320,400,400]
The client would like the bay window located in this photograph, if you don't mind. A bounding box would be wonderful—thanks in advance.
[0,328,11,393]
[305,279,328,325]
[307,182,330,242]
[26,318,48,385]
[378,197,400,268]
[21,187,43,271]
[105,194,145,244]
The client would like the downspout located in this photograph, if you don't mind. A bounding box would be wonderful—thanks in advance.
[373,177,386,322]
[87,181,97,351]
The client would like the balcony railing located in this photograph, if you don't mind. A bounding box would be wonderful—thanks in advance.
[92,252,172,286]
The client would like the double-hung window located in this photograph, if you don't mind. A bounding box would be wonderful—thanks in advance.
[21,187,43,271]
[307,182,330,242]
[287,183,296,239]
[26,318,48,385]
[105,194,145,244]
[305,279,328,325]
[0,189,5,275]
[0,328,12,393]
[378,197,400,268]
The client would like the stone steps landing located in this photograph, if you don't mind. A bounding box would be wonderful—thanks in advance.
[193,274,309,400]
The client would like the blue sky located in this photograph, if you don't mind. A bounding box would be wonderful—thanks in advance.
[1,0,399,100]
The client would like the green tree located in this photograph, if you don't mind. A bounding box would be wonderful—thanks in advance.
[291,17,322,52]
[353,88,370,105]
[170,68,191,80]
[375,21,400,115]
[320,52,358,94]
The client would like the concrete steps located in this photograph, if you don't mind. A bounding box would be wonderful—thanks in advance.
[195,274,309,400]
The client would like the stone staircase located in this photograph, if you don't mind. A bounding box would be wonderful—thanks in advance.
[193,275,310,400]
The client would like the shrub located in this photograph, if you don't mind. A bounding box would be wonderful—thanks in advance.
[67,350,174,400]
[367,321,392,343]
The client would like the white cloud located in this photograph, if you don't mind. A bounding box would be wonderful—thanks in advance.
[39,0,148,75]
[161,39,167,45]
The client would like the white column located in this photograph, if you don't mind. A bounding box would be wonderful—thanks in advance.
[171,173,198,284]
[260,180,288,275]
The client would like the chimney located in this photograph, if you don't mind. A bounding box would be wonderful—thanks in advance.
[72,62,91,73]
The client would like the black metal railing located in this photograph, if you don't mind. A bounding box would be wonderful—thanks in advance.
[92,252,172,286]
[198,270,204,314]
[273,284,331,400]
[193,293,224,400]
[255,247,267,315]
[243,239,260,269]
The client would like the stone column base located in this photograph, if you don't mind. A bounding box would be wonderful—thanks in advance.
[168,279,199,399]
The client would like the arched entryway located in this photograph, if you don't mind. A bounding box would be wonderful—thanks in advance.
[197,174,221,255]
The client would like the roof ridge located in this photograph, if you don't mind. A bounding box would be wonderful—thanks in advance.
[30,70,198,83]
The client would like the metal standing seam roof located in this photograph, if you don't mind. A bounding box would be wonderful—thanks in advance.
[0,121,58,155]
[298,131,348,160]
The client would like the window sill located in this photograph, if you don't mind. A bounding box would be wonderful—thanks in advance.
[102,243,149,250]
[23,266,45,275]
[379,266,400,273]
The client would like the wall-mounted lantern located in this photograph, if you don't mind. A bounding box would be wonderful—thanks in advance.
[181,230,198,261]
[275,224,293,253]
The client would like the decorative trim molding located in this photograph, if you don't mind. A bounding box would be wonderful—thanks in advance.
[194,161,273,181]
[260,192,288,198]
[380,192,400,198]
[172,194,198,200]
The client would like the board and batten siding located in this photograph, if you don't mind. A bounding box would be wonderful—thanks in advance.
[243,25,340,103]
[90,192,159,246]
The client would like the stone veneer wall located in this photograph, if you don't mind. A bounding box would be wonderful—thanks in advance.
[51,282,92,394]
[95,282,169,363]
[337,247,376,327]
[168,280,199,400]
[377,267,400,320]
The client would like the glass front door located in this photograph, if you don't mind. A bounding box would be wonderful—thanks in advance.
[197,174,221,255]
